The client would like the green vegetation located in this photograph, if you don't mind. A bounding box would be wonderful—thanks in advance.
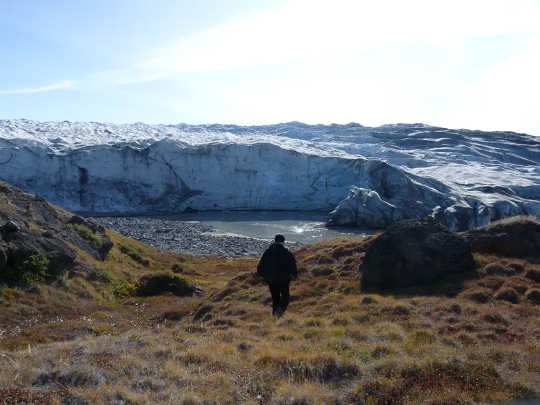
[18,254,49,284]
[110,279,136,299]
[1,254,50,285]
[119,243,149,266]
[65,223,102,245]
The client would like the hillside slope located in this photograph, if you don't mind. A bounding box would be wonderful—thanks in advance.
[0,182,539,404]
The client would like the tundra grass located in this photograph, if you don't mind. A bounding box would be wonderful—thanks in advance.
[0,236,538,404]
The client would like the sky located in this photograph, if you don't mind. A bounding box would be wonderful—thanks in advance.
[1,0,540,135]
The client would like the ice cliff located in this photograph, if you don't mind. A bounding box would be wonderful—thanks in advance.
[0,119,538,231]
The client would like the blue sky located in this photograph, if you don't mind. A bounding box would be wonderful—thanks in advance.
[1,0,540,135]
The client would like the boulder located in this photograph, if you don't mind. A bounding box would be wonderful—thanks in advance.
[0,228,76,284]
[360,217,474,291]
[1,220,20,234]
[462,216,540,258]
[4,230,76,271]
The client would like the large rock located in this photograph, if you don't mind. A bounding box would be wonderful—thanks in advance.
[0,181,112,262]
[360,217,474,291]
[61,215,113,260]
[1,227,76,282]
[462,216,540,258]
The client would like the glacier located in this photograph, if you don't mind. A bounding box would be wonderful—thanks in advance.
[0,119,538,231]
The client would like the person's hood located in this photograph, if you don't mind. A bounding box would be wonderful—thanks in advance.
[268,242,286,251]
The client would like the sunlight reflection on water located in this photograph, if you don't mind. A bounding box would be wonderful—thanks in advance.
[180,211,373,244]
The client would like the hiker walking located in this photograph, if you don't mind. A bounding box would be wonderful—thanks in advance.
[257,234,297,317]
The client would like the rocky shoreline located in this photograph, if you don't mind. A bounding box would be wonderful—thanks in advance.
[88,216,302,256]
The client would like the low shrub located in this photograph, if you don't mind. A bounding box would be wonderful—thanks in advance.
[6,254,50,285]
[136,272,196,297]
[110,279,136,299]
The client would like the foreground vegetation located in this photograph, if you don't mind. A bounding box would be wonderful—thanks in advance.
[0,230,539,404]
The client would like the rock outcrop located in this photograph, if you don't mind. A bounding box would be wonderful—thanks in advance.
[360,217,474,291]
[0,181,113,284]
[1,221,76,282]
[462,216,540,259]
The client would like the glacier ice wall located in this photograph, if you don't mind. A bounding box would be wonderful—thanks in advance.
[0,119,538,231]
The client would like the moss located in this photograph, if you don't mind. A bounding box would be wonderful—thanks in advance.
[118,244,149,266]
[65,223,102,246]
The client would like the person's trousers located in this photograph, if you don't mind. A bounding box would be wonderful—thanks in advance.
[268,282,290,315]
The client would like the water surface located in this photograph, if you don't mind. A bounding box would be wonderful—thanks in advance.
[159,211,372,243]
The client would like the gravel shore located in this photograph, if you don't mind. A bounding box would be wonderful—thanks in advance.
[88,216,302,256]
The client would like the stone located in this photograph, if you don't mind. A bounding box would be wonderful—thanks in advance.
[360,217,474,291]
[42,230,55,238]
[2,221,20,233]
[4,230,76,278]
[463,216,540,258]
[62,216,113,261]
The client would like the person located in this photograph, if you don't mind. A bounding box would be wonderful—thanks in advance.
[257,234,297,317]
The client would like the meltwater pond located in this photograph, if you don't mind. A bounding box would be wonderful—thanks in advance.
[188,211,370,243]
[89,211,373,256]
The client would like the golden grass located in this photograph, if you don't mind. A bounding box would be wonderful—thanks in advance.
[0,236,538,404]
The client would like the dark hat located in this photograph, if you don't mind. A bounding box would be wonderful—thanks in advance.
[274,234,285,243]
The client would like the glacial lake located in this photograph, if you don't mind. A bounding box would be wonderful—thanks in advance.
[184,211,373,243]
[89,211,376,255]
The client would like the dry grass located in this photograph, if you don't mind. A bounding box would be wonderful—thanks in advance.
[0,236,538,404]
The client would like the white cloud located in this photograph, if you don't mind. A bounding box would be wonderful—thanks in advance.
[104,0,540,83]
[91,0,540,134]
[0,80,75,94]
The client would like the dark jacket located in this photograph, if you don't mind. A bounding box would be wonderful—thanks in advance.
[257,242,297,284]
